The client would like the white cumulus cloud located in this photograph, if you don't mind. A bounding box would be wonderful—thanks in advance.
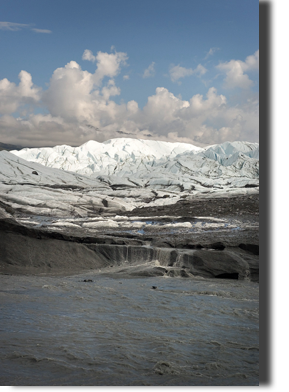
[216,50,259,89]
[82,49,96,62]
[0,50,258,147]
[94,50,128,85]
[0,70,41,114]
[82,49,128,85]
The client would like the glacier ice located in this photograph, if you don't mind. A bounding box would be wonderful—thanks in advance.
[0,137,259,218]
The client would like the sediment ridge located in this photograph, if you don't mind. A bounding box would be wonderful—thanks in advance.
[0,193,259,281]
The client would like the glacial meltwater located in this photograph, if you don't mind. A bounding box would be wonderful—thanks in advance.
[0,272,259,386]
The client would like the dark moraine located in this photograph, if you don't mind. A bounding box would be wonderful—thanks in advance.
[0,194,259,281]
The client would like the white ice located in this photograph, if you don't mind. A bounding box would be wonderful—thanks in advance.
[0,137,259,218]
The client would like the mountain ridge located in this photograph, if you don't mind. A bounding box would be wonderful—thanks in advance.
[0,142,23,151]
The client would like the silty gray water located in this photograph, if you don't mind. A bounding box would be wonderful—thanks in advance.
[0,272,259,386]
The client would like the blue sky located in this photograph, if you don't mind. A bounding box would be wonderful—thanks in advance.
[0,0,259,147]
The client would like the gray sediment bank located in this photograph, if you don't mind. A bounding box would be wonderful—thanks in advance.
[0,194,259,281]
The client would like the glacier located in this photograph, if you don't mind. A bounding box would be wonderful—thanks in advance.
[0,137,259,218]
[10,137,259,189]
[0,138,259,280]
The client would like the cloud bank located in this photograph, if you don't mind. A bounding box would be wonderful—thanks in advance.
[0,49,259,147]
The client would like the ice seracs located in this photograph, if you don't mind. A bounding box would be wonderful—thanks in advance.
[0,137,259,218]
[10,137,259,187]
[11,138,201,175]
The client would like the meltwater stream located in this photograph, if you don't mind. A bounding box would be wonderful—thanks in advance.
[0,272,259,386]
